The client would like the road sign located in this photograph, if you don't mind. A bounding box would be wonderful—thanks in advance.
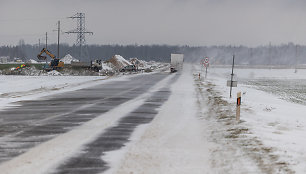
[201,57,209,68]
[201,59,205,65]
[227,80,237,87]
[204,57,209,63]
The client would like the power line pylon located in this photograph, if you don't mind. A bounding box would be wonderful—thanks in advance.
[66,13,93,60]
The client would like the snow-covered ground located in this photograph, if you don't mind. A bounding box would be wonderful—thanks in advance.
[109,65,213,174]
[1,64,306,173]
[0,57,168,108]
[0,73,175,174]
[0,75,128,111]
[103,65,306,173]
[203,67,306,173]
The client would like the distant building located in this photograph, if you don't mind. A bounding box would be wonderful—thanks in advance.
[0,56,9,63]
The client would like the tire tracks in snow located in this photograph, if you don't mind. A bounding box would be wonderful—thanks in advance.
[0,76,111,99]
[112,65,213,174]
[0,73,175,174]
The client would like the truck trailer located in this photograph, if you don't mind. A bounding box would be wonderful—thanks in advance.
[170,54,184,73]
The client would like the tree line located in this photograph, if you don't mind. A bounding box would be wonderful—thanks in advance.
[0,44,181,63]
[0,43,305,65]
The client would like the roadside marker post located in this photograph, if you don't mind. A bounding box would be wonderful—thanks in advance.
[200,57,209,80]
[236,92,241,121]
[204,57,209,78]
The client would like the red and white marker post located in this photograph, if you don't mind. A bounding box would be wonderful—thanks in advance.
[236,92,241,121]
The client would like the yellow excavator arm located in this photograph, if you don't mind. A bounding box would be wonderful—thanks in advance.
[37,48,56,60]
[37,48,64,70]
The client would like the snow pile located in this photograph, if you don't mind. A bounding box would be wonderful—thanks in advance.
[129,58,169,72]
[99,63,115,76]
[102,62,112,71]
[114,55,131,66]
[60,54,79,64]
[107,55,131,70]
[130,58,150,69]
[47,70,62,76]
[20,66,42,76]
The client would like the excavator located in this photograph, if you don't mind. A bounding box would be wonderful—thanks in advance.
[37,48,64,71]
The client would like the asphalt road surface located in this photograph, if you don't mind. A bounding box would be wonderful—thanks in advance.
[0,72,178,174]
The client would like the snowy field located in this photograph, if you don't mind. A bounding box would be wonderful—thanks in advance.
[201,67,306,173]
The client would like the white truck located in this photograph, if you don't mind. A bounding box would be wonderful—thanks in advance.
[170,54,184,73]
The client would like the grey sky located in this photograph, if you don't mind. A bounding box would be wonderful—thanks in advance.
[1,0,306,46]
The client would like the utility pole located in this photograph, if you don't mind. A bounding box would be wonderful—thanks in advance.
[230,54,235,98]
[295,44,298,73]
[52,20,61,58]
[38,39,40,49]
[269,42,271,69]
[57,21,60,58]
[66,13,93,59]
[45,32,48,49]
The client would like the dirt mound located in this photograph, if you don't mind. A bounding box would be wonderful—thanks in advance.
[106,55,131,70]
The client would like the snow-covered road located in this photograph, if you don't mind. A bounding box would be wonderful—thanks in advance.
[111,65,306,174]
[112,65,213,174]
[0,72,173,173]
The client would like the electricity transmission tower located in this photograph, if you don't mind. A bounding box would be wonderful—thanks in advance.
[66,13,93,60]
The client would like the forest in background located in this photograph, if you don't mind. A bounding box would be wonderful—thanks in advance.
[0,43,305,65]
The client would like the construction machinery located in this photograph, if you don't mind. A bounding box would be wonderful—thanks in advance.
[37,48,64,71]
[91,60,102,72]
[71,59,102,72]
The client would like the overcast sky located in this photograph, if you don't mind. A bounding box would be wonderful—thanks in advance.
[1,0,306,46]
